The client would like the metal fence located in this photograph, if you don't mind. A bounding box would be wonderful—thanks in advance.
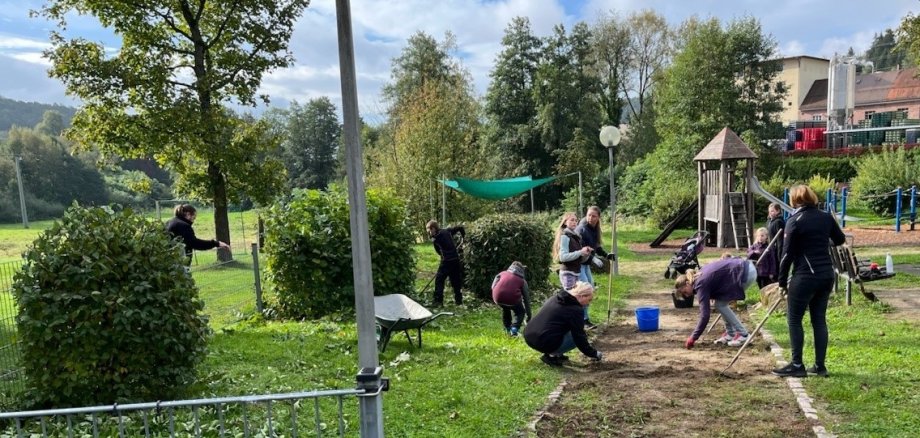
[0,247,267,409]
[0,388,366,437]
[0,260,26,408]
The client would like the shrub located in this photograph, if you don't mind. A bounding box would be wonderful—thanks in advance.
[463,214,552,300]
[775,156,857,183]
[806,174,836,203]
[12,205,210,407]
[850,146,920,216]
[264,186,415,318]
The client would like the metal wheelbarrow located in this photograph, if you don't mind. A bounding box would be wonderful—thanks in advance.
[374,294,453,353]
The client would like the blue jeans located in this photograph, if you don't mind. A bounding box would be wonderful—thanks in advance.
[552,332,576,356]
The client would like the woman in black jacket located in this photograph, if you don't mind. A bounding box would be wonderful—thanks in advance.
[523,281,603,366]
[165,204,230,266]
[773,185,846,378]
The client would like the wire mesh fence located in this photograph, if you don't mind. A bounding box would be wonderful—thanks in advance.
[0,260,25,409]
[0,248,267,410]
[0,388,365,437]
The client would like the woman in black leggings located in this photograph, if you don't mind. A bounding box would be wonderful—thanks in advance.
[773,185,846,378]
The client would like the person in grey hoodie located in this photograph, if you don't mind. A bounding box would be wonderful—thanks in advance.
[491,261,532,336]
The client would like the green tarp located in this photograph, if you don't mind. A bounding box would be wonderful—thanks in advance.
[439,176,557,200]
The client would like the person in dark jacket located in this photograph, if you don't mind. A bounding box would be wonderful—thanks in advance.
[491,261,532,336]
[574,206,615,329]
[575,206,615,286]
[426,220,465,306]
[772,185,846,378]
[766,203,785,272]
[523,281,603,366]
[165,204,229,266]
[676,257,755,348]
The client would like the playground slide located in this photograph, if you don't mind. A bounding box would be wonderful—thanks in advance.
[650,200,698,247]
[750,177,794,214]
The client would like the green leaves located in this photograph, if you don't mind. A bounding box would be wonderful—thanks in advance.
[11,205,210,407]
[264,186,417,319]
[463,214,552,300]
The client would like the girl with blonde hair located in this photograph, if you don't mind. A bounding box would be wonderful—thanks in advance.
[552,212,592,292]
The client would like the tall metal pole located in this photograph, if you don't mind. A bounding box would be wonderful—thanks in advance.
[530,188,534,213]
[441,175,446,224]
[578,171,583,215]
[14,156,29,228]
[334,1,383,436]
[608,148,618,275]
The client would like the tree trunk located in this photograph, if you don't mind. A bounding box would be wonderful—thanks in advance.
[209,161,233,262]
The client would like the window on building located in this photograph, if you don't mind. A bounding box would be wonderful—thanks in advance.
[897,107,909,117]
[812,115,823,121]
[865,111,876,120]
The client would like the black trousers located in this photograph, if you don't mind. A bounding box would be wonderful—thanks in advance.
[434,258,463,305]
[786,274,835,366]
[499,301,526,329]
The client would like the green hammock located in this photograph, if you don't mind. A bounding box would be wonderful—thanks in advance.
[439,176,558,200]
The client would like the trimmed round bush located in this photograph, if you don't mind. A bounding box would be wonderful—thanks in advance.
[264,186,416,318]
[12,205,210,407]
[463,214,552,301]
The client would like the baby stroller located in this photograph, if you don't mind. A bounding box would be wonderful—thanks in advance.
[663,230,708,280]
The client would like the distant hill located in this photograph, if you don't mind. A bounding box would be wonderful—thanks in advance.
[0,95,77,132]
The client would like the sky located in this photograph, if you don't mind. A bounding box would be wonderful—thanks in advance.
[0,0,917,124]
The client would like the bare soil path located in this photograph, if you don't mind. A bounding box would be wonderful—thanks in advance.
[533,263,821,437]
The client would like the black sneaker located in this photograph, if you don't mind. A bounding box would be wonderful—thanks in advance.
[584,320,598,330]
[807,365,829,377]
[772,363,806,378]
[556,354,570,362]
[540,354,564,367]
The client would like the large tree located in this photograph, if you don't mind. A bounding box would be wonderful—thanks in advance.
[638,17,786,225]
[371,32,486,229]
[38,0,308,260]
[532,23,602,209]
[266,98,341,190]
[865,28,906,71]
[481,17,544,211]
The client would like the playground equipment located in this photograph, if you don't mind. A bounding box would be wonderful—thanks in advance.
[694,128,757,249]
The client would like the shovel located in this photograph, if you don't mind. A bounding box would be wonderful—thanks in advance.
[721,283,784,374]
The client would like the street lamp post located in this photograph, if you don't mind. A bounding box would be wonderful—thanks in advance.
[599,126,621,275]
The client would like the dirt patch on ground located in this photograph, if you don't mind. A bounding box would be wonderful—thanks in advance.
[873,288,920,323]
[533,284,819,437]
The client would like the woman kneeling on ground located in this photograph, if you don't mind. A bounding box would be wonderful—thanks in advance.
[676,257,756,349]
[523,281,604,366]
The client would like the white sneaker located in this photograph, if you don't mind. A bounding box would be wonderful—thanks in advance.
[727,334,749,347]
[713,332,732,345]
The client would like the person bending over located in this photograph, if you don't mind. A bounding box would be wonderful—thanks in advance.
[491,261,532,336]
[426,220,465,306]
[676,257,755,348]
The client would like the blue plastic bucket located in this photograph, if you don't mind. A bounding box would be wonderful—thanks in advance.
[635,306,660,332]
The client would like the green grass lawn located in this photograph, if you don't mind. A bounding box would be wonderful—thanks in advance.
[759,273,920,436]
[2,216,919,436]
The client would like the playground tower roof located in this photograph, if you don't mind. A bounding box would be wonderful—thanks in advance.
[693,127,758,161]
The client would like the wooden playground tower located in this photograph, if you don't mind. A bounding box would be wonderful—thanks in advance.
[695,128,757,249]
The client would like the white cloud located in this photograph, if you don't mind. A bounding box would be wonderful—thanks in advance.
[779,40,807,58]
[8,51,49,66]
[0,35,49,50]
